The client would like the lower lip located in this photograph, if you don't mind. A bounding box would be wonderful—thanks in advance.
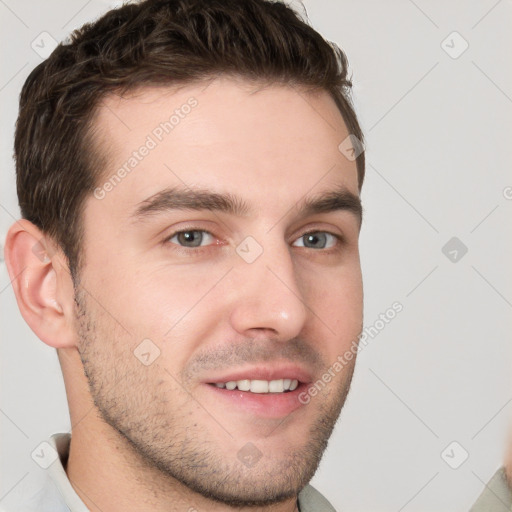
[203,383,308,418]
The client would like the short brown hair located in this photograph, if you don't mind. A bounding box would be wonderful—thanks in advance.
[14,0,365,281]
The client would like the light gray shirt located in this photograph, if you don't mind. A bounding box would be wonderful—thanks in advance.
[470,467,512,512]
[5,433,336,512]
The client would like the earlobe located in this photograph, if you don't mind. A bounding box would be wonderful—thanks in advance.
[4,219,77,349]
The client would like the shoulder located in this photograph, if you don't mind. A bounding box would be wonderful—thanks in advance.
[0,471,71,512]
[298,483,338,512]
[470,466,512,512]
[0,433,73,512]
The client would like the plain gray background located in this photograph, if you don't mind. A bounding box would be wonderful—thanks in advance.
[1,1,511,510]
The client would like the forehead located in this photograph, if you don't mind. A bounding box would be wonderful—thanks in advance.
[89,77,359,220]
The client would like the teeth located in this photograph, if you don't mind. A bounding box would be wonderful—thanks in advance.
[237,379,251,391]
[268,379,284,392]
[250,380,269,393]
[212,378,299,393]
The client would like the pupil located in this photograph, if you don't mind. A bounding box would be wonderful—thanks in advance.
[306,233,326,248]
[180,231,201,247]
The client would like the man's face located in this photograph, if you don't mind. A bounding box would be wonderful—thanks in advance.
[75,77,363,506]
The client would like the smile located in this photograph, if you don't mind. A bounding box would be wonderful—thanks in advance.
[209,378,299,393]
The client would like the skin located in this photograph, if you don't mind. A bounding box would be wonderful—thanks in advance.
[5,76,363,512]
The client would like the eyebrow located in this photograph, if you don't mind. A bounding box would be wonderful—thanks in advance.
[130,185,363,226]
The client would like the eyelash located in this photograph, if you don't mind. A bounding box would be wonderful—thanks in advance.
[162,228,345,256]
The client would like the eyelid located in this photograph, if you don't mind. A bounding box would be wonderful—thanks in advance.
[163,228,219,247]
[289,222,346,244]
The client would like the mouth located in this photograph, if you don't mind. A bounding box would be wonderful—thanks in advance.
[202,366,312,418]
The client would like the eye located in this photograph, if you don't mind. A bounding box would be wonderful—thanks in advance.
[292,231,340,250]
[163,228,342,252]
[166,230,215,248]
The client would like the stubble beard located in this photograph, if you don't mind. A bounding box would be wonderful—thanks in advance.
[73,286,356,508]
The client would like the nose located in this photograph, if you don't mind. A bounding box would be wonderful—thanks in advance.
[227,237,308,342]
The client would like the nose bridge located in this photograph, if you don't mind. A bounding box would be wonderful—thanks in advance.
[227,233,308,340]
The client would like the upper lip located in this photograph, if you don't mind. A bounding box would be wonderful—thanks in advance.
[204,363,313,384]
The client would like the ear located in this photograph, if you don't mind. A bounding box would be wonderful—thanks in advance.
[4,219,77,349]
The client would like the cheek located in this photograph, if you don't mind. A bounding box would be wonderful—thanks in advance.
[306,266,363,345]
[83,242,208,318]
[91,260,229,363]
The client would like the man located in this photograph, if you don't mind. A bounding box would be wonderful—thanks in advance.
[4,0,365,510]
